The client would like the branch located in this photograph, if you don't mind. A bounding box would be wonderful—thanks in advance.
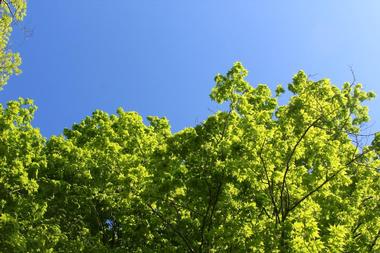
[288,149,372,214]
[369,229,380,252]
[167,197,203,217]
[198,179,223,252]
[348,65,357,88]
[258,139,280,222]
[2,0,14,18]
[215,108,233,146]
[280,116,322,215]
[199,179,214,251]
[207,181,223,232]
[146,203,194,252]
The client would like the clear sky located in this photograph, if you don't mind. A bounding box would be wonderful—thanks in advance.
[1,0,379,136]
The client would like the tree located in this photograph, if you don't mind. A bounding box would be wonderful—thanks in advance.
[39,110,168,252]
[15,62,375,252]
[0,99,63,252]
[0,2,379,251]
[137,63,380,252]
[0,0,26,90]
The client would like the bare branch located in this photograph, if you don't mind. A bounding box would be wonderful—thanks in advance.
[348,65,357,88]
[307,73,319,79]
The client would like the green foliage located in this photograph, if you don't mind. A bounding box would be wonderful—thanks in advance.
[0,4,379,252]
[1,63,379,252]
[0,99,63,252]
[0,0,26,90]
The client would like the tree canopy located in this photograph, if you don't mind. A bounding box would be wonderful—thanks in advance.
[0,2,380,252]
[1,63,379,252]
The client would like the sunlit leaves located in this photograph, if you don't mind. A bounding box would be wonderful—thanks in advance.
[0,62,379,251]
[0,0,26,90]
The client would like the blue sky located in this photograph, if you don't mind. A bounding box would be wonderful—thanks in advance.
[1,0,379,136]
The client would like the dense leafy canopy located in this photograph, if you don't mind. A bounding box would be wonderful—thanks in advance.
[1,2,380,252]
[1,63,379,252]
